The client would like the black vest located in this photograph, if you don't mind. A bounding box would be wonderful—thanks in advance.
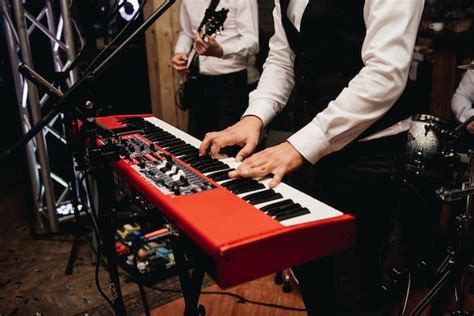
[280,0,413,138]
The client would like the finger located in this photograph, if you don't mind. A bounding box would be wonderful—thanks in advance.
[236,142,256,162]
[209,135,238,158]
[269,172,283,188]
[173,59,186,67]
[195,45,205,55]
[230,163,254,178]
[173,65,188,72]
[199,133,216,156]
[207,36,216,45]
[194,32,203,42]
[175,55,187,63]
[209,142,222,159]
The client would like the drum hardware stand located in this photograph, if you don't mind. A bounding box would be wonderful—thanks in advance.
[1,1,176,314]
[408,150,474,316]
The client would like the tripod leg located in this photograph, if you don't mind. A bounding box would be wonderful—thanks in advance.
[170,235,205,316]
[138,284,151,316]
[65,235,80,275]
[410,269,452,315]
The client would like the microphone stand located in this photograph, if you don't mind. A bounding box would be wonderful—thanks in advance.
[2,1,176,314]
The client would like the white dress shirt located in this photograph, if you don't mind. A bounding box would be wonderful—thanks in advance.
[451,69,474,122]
[244,0,424,164]
[174,0,259,76]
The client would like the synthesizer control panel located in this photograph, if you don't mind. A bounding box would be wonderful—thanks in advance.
[107,134,214,196]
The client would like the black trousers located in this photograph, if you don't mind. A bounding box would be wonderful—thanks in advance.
[188,70,248,141]
[288,132,408,316]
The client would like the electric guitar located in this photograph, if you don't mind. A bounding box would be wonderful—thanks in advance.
[176,8,229,110]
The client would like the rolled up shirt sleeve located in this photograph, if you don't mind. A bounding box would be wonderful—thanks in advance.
[174,0,194,54]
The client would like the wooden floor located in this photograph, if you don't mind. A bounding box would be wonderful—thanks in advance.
[152,274,306,316]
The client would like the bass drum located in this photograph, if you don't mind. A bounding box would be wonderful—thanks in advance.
[405,114,453,182]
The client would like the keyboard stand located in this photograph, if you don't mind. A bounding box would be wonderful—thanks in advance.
[170,232,207,316]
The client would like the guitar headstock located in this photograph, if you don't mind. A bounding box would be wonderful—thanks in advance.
[201,8,229,38]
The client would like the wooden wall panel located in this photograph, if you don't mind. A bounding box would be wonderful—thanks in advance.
[430,51,457,120]
[144,0,188,131]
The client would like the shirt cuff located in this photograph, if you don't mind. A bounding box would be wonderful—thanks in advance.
[460,108,474,122]
[287,122,331,165]
[242,100,277,128]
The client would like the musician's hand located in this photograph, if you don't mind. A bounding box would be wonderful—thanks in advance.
[467,121,474,134]
[199,116,263,160]
[229,142,305,188]
[171,53,188,73]
[194,32,223,58]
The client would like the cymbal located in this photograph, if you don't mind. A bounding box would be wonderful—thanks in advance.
[458,64,474,70]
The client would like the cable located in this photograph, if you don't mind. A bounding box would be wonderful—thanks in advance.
[400,272,411,316]
[95,246,115,311]
[80,169,103,245]
[143,283,306,312]
[200,289,307,312]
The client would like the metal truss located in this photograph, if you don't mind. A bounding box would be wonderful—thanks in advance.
[1,0,83,233]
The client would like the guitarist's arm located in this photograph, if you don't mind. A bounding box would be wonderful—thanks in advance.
[173,0,194,72]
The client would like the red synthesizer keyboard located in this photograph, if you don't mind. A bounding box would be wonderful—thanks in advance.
[96,114,355,288]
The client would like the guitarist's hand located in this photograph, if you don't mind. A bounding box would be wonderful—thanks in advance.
[194,32,223,58]
[171,53,188,73]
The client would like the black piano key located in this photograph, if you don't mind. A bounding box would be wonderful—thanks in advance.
[222,178,254,189]
[227,179,261,191]
[146,130,173,138]
[249,192,283,205]
[162,140,189,147]
[172,147,199,156]
[179,153,199,161]
[195,161,227,171]
[146,132,171,140]
[157,139,185,147]
[241,189,275,202]
[207,169,232,179]
[207,169,234,181]
[199,163,229,174]
[182,155,208,165]
[232,183,265,194]
[275,208,310,221]
[166,143,193,153]
[190,158,218,169]
[267,203,302,217]
[260,199,294,213]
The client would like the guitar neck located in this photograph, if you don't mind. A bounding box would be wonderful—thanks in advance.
[187,48,197,69]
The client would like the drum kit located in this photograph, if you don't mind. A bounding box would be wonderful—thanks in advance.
[397,113,474,315]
